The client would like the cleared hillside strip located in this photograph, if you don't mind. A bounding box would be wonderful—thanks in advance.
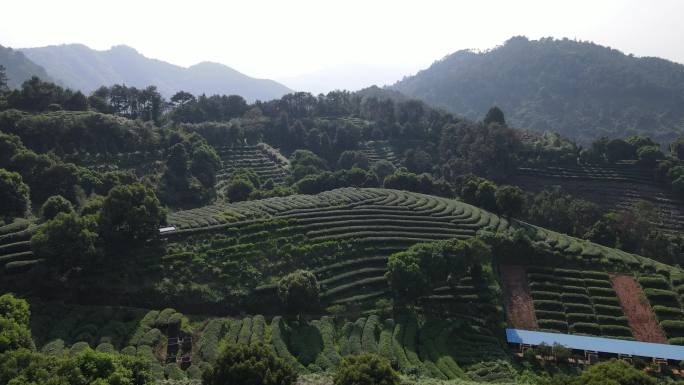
[500,265,538,330]
[610,274,668,343]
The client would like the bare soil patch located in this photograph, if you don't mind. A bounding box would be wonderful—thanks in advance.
[610,274,667,343]
[501,265,538,330]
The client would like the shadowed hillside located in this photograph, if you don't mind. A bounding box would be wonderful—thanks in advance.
[392,36,684,144]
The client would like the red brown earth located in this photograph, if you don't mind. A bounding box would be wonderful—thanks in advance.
[501,265,538,330]
[610,273,668,343]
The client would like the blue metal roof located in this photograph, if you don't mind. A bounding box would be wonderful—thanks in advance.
[506,328,684,360]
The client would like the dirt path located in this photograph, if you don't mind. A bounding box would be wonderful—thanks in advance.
[500,265,538,330]
[610,274,668,343]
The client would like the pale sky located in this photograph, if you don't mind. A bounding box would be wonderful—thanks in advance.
[2,0,683,82]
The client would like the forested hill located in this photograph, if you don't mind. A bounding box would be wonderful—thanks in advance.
[391,36,684,144]
[19,44,292,101]
[0,45,52,88]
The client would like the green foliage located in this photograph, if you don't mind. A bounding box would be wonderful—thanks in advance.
[576,358,655,385]
[99,183,165,247]
[203,343,297,385]
[0,317,33,353]
[338,150,371,170]
[0,168,29,218]
[483,106,506,126]
[635,145,664,166]
[295,168,379,195]
[30,212,99,272]
[333,352,400,385]
[671,137,684,160]
[0,293,30,326]
[386,238,491,303]
[495,185,524,217]
[277,270,320,316]
[225,178,255,202]
[371,160,396,182]
[40,195,73,221]
[525,187,602,237]
[0,347,153,385]
[190,144,222,187]
[393,36,684,144]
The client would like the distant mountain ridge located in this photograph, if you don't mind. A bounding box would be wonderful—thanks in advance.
[0,45,53,88]
[391,36,684,144]
[19,44,291,101]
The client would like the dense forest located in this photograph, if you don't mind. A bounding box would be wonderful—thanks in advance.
[2,59,684,385]
[392,36,684,145]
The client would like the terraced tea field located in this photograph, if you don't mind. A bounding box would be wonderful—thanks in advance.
[164,188,669,310]
[215,144,290,186]
[35,302,510,382]
[513,164,684,233]
[166,188,510,306]
[359,141,401,167]
[0,219,39,274]
[525,266,633,339]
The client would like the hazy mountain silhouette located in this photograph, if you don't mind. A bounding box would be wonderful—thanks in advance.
[20,44,291,101]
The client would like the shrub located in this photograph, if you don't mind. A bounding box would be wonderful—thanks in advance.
[644,288,678,304]
[199,319,227,362]
[583,278,612,288]
[238,317,253,345]
[600,325,632,337]
[653,306,684,320]
[561,293,591,304]
[250,315,265,345]
[0,169,29,218]
[533,300,563,312]
[563,303,593,314]
[333,352,400,385]
[569,322,600,334]
[594,305,623,317]
[361,315,380,353]
[578,359,655,385]
[203,343,297,385]
[638,276,670,290]
[40,195,74,221]
[537,319,568,331]
[277,270,320,317]
[566,313,595,324]
[591,296,620,305]
[536,310,566,321]
[530,291,561,301]
[661,320,684,336]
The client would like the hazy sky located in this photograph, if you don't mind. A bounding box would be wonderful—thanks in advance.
[2,0,683,81]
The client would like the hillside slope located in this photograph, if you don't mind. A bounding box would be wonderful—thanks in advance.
[392,36,684,144]
[20,44,291,101]
[0,44,52,88]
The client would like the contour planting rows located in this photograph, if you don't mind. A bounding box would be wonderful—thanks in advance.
[513,166,684,233]
[526,266,634,339]
[215,144,290,186]
[166,188,672,306]
[195,314,506,379]
[167,188,509,236]
[0,219,40,274]
[167,188,510,305]
[636,274,684,345]
[517,163,654,184]
[359,141,401,167]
